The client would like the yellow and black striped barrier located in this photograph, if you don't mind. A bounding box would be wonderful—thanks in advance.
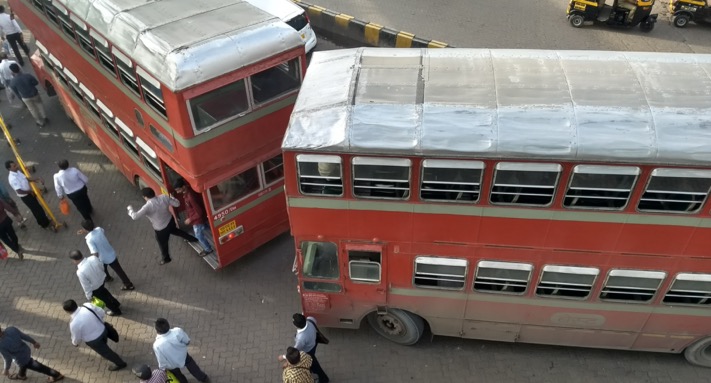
[292,0,451,48]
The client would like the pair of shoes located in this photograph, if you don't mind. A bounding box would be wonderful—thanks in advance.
[106,310,122,316]
[159,258,171,265]
[121,285,135,291]
[108,363,127,371]
[47,374,64,382]
[105,275,114,283]
[198,249,213,257]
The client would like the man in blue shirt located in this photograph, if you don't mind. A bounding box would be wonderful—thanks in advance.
[8,63,48,127]
[0,326,64,381]
[81,219,135,291]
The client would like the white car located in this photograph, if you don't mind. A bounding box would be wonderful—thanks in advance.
[245,0,318,53]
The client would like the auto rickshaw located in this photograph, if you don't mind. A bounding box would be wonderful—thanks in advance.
[567,0,658,31]
[670,0,711,27]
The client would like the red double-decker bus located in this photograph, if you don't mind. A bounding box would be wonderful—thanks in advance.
[12,0,306,268]
[283,48,711,366]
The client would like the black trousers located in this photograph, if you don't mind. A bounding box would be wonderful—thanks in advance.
[92,284,121,313]
[67,185,93,220]
[5,32,29,65]
[103,259,133,287]
[19,194,49,228]
[18,358,61,378]
[85,329,124,366]
[0,216,19,253]
[307,344,329,383]
[154,217,197,262]
[169,354,208,383]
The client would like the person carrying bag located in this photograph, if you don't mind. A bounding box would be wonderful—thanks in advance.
[83,304,119,343]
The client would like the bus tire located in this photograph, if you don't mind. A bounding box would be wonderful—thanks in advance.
[684,337,711,367]
[366,309,425,346]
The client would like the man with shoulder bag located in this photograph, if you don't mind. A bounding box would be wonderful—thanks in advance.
[62,299,126,372]
[291,313,329,383]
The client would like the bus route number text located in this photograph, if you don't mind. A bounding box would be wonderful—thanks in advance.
[213,206,237,221]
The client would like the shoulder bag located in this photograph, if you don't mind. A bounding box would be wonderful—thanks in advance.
[307,318,329,345]
[83,304,119,343]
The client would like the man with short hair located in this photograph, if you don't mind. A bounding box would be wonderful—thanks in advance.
[0,52,16,89]
[291,313,329,383]
[54,159,93,220]
[8,63,48,127]
[62,299,126,371]
[0,6,30,66]
[68,249,122,316]
[278,346,314,383]
[128,187,198,265]
[132,363,167,383]
[5,160,54,231]
[81,219,135,290]
[173,178,213,256]
[153,318,208,383]
[0,325,64,381]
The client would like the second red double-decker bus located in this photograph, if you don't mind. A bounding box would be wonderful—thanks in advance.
[12,0,306,268]
[283,48,711,366]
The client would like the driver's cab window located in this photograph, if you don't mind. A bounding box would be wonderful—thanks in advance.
[302,241,339,279]
[349,250,381,283]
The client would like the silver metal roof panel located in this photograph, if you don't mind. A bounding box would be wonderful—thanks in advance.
[60,0,304,91]
[284,48,711,166]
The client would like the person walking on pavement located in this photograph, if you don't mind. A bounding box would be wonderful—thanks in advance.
[291,313,329,383]
[0,181,25,230]
[278,346,314,383]
[132,363,167,383]
[128,187,198,265]
[53,159,93,220]
[153,318,209,383]
[0,6,30,67]
[62,299,127,372]
[173,178,214,256]
[80,219,135,291]
[5,160,54,232]
[8,63,48,127]
[0,325,64,382]
[68,249,122,316]
[0,198,23,260]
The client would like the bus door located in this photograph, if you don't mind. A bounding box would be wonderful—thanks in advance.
[342,242,388,314]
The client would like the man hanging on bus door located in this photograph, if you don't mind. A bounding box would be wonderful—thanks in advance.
[173,178,214,257]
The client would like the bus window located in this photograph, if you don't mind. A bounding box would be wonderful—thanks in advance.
[189,80,249,132]
[535,265,599,299]
[149,124,174,153]
[348,250,381,283]
[32,0,44,12]
[414,256,467,290]
[490,162,561,206]
[352,157,410,200]
[136,137,160,179]
[72,16,95,57]
[420,159,483,203]
[43,0,60,27]
[251,58,300,105]
[55,5,76,42]
[638,169,711,213]
[599,269,665,303]
[91,32,117,77]
[208,167,260,212]
[262,154,284,185]
[473,261,532,295]
[137,68,167,118]
[663,273,711,305]
[296,154,343,196]
[115,118,139,157]
[301,241,341,293]
[113,49,140,95]
[564,165,639,210]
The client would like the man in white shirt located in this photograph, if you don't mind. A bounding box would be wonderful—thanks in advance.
[128,187,198,265]
[4,160,54,232]
[62,299,126,371]
[0,6,29,67]
[0,53,16,87]
[54,159,93,220]
[68,249,122,316]
[153,318,208,383]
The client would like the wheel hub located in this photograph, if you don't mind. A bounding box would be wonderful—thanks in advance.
[377,314,405,336]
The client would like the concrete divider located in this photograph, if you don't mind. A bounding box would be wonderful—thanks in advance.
[292,0,451,48]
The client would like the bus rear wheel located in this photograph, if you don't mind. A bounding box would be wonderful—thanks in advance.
[684,337,711,367]
[366,309,425,346]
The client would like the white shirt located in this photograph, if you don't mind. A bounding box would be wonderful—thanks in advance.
[0,59,16,82]
[153,328,190,369]
[76,256,106,300]
[128,195,180,231]
[69,304,105,345]
[7,170,30,197]
[0,14,22,36]
[54,167,89,197]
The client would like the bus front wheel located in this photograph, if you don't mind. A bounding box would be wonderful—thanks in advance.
[684,337,711,367]
[366,309,425,346]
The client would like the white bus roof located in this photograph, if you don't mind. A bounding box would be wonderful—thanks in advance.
[283,48,711,166]
[60,0,304,92]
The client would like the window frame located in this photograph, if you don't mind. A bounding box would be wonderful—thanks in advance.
[637,168,711,214]
[413,256,468,290]
[535,265,599,300]
[136,66,167,118]
[352,157,411,200]
[420,159,484,203]
[296,154,343,196]
[348,250,382,284]
[599,269,666,304]
[489,162,562,207]
[564,165,640,211]
[473,260,534,295]
[663,273,711,306]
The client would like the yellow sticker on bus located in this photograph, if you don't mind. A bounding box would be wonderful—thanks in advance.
[219,220,237,237]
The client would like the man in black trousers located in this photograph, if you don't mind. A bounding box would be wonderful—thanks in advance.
[5,160,55,232]
[68,250,122,316]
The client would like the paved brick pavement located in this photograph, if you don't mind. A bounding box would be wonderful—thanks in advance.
[0,17,709,383]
